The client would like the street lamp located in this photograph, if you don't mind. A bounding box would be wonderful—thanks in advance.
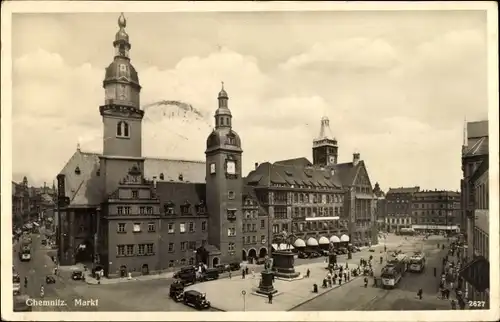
[241,290,247,311]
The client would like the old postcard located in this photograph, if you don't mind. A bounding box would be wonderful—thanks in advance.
[1,1,498,321]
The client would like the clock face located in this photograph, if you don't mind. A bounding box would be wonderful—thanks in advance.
[329,156,335,164]
[226,161,236,175]
[210,163,216,174]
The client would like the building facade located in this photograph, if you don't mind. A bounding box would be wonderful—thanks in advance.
[373,183,386,232]
[385,187,420,233]
[411,190,461,233]
[460,120,489,307]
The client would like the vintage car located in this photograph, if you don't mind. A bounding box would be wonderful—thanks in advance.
[215,264,230,274]
[173,266,196,279]
[183,290,211,310]
[199,268,219,281]
[46,275,56,284]
[71,270,84,281]
[228,262,241,271]
[169,281,184,302]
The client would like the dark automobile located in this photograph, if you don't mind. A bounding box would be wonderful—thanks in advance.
[368,248,375,252]
[169,281,184,302]
[338,247,348,254]
[200,268,219,281]
[320,250,329,256]
[183,290,211,310]
[46,275,56,284]
[173,266,196,279]
[298,252,308,259]
[305,251,320,258]
[71,270,84,280]
[215,264,229,274]
[229,262,241,271]
[41,239,47,246]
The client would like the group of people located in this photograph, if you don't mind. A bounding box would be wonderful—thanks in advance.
[437,242,467,310]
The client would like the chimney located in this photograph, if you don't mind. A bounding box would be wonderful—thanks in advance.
[353,153,360,166]
[254,162,259,170]
[179,174,184,182]
[44,181,47,193]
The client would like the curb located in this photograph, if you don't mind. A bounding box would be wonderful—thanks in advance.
[287,275,361,311]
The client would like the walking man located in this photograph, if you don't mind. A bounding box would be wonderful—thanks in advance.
[306,269,310,278]
[268,293,273,304]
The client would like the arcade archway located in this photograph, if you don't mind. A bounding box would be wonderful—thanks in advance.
[259,247,267,258]
[248,248,257,259]
[212,257,219,267]
[242,249,247,261]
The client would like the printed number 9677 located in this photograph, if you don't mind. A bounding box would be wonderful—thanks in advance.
[468,301,486,308]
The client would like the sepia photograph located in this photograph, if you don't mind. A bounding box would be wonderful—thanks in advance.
[1,1,498,321]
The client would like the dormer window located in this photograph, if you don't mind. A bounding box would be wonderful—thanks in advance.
[164,201,175,215]
[117,121,130,138]
[75,166,81,175]
[159,173,164,180]
[196,201,206,215]
[226,134,236,145]
[178,174,184,181]
[180,201,191,215]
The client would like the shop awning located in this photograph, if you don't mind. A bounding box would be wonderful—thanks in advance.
[272,243,279,250]
[318,236,330,245]
[279,243,294,250]
[330,236,341,243]
[293,239,306,248]
[306,237,319,246]
[340,234,350,242]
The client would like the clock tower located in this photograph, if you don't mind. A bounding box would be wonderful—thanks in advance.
[312,116,338,167]
[205,83,243,264]
[99,13,145,195]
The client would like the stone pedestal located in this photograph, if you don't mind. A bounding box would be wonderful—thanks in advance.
[256,271,278,295]
[272,251,300,279]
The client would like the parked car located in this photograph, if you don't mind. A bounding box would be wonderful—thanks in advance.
[215,264,229,274]
[169,281,184,302]
[338,247,348,254]
[183,290,211,310]
[305,251,320,258]
[71,270,84,281]
[200,268,219,281]
[173,266,196,279]
[320,250,329,256]
[228,262,241,271]
[298,252,308,259]
[46,275,56,284]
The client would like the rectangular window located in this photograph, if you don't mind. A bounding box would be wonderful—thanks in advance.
[139,207,145,215]
[147,207,153,214]
[148,223,155,232]
[126,244,134,256]
[124,207,131,215]
[117,223,126,233]
[252,223,256,231]
[260,219,265,229]
[227,209,236,220]
[168,223,175,233]
[117,245,125,256]
[180,242,187,251]
[227,227,236,236]
[261,235,266,243]
[252,236,256,243]
[138,244,145,256]
[188,241,196,250]
[146,243,154,255]
[132,190,138,199]
[228,242,235,251]
[180,223,186,233]
[201,221,207,231]
[117,207,123,215]
[133,223,141,233]
[168,243,174,252]
[189,222,195,232]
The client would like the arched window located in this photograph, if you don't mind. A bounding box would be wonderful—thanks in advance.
[117,121,130,138]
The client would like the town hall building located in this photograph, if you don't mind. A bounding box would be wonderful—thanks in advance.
[56,14,378,278]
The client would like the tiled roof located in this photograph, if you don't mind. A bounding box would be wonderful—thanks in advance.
[467,121,488,139]
[246,161,342,189]
[387,187,420,194]
[332,162,359,186]
[470,158,489,183]
[155,181,206,215]
[58,150,207,207]
[464,136,489,157]
[274,157,313,168]
[243,185,268,215]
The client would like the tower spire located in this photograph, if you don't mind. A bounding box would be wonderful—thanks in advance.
[313,116,338,167]
[463,116,468,147]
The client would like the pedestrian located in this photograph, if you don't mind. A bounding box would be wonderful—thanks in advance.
[322,278,327,288]
[347,271,350,281]
[445,288,450,299]
[338,277,342,285]
[229,271,232,279]
[451,300,457,310]
[343,272,347,282]
[242,269,245,279]
[417,288,423,300]
[364,277,368,288]
[245,267,249,275]
[268,292,273,304]
[440,288,445,299]
[251,269,255,279]
[360,258,363,266]
[306,269,310,278]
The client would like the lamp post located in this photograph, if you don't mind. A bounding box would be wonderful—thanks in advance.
[242,290,246,311]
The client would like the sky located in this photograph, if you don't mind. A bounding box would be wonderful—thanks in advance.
[10,9,490,191]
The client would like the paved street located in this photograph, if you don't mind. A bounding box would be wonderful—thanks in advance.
[292,235,456,311]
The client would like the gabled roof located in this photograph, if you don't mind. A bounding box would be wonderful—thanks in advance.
[155,181,206,215]
[332,162,359,186]
[470,158,489,183]
[243,185,268,214]
[58,150,207,207]
[387,187,420,194]
[246,161,342,189]
[464,136,489,157]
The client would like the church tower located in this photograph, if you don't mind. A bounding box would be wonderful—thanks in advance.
[99,13,145,195]
[312,116,338,167]
[205,83,243,264]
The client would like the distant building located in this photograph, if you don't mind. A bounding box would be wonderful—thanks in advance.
[385,187,420,233]
[12,177,30,226]
[411,190,461,233]
[372,183,386,231]
[460,120,489,307]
